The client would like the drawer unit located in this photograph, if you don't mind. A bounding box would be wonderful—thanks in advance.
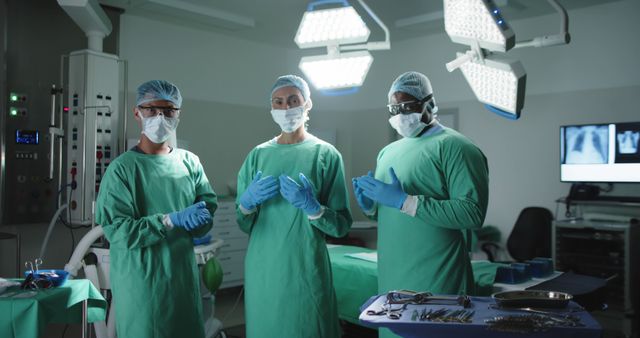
[218,249,246,288]
[217,237,249,253]
[210,200,248,289]
[553,219,639,337]
[211,225,246,240]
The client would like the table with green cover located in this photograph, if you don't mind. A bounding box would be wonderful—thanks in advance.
[0,279,107,338]
[327,245,503,325]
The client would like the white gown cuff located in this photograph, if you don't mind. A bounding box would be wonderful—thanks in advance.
[162,214,174,229]
[307,206,325,220]
[239,204,257,215]
[364,204,377,216]
[401,195,418,217]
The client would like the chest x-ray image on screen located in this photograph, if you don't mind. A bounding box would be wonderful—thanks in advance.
[615,122,640,163]
[563,125,609,164]
[561,122,640,182]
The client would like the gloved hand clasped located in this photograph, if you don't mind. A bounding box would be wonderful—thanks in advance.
[169,201,212,231]
[355,167,408,210]
[352,171,376,213]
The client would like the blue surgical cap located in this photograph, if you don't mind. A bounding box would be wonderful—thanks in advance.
[136,80,182,107]
[270,75,311,102]
[388,71,434,101]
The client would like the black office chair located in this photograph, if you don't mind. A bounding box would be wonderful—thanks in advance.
[507,206,554,261]
[482,207,553,262]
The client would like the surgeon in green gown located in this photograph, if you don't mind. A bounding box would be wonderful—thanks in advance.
[96,80,217,338]
[353,71,489,338]
[236,75,352,338]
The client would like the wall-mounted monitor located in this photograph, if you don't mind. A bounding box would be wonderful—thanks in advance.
[560,122,640,183]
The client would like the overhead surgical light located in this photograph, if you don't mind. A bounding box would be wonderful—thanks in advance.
[458,53,526,118]
[444,0,515,52]
[295,0,389,94]
[299,50,373,91]
[295,6,370,48]
[443,0,570,120]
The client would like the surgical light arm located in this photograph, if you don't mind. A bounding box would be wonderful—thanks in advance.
[339,0,390,52]
[446,40,484,73]
[513,0,570,49]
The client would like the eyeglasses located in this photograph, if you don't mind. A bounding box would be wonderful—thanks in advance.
[137,106,181,118]
[387,95,432,116]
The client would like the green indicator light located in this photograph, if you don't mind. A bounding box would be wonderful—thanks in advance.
[10,94,18,102]
[10,108,18,116]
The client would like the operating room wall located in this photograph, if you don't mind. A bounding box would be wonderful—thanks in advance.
[118,14,299,112]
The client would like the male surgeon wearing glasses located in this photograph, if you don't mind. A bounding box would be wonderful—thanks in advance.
[96,80,217,338]
[352,71,489,338]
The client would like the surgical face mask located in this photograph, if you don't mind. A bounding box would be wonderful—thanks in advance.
[140,114,180,143]
[389,113,428,138]
[270,106,307,133]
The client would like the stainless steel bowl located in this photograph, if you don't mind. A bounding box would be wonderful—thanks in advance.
[492,290,573,308]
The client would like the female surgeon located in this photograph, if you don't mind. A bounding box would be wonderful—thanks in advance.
[236,75,353,337]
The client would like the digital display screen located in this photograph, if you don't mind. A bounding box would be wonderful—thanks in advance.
[560,122,640,183]
[15,129,39,145]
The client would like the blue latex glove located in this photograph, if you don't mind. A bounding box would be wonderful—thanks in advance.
[279,173,322,216]
[357,167,408,209]
[193,234,212,246]
[239,171,280,210]
[169,201,212,231]
[352,171,375,212]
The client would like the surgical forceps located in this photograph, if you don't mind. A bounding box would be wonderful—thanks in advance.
[387,290,472,308]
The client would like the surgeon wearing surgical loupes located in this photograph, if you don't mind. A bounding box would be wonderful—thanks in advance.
[352,71,489,338]
[236,75,352,338]
[95,80,217,338]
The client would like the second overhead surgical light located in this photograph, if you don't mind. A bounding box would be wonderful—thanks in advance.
[295,0,389,94]
[443,0,570,120]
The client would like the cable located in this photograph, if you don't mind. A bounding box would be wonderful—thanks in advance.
[39,204,69,259]
[220,287,245,329]
[61,182,90,229]
[55,182,89,264]
[67,226,76,262]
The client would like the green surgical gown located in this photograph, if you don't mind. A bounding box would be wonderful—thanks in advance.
[236,136,353,338]
[96,148,217,338]
[372,127,488,338]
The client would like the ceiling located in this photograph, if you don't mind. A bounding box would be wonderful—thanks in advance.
[99,0,620,48]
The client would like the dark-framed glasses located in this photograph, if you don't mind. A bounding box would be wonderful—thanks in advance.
[137,106,181,118]
[387,95,432,116]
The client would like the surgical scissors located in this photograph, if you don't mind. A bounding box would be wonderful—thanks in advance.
[366,303,407,320]
[24,258,43,275]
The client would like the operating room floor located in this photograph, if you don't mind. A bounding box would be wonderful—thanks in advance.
[215,286,246,337]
